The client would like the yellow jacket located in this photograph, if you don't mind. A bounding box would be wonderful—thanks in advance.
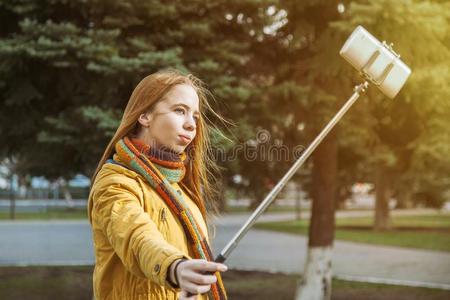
[88,154,209,300]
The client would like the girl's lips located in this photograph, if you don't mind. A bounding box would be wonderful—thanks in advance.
[179,135,191,143]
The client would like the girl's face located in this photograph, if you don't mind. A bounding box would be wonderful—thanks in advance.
[137,84,200,154]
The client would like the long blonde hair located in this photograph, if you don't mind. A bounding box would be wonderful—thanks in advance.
[92,68,233,225]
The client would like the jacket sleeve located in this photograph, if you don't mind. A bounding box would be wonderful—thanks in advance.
[91,173,190,291]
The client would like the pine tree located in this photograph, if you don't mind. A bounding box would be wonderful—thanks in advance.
[0,0,275,185]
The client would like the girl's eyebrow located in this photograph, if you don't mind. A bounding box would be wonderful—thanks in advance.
[172,103,200,116]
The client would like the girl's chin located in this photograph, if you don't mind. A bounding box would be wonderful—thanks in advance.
[168,144,185,154]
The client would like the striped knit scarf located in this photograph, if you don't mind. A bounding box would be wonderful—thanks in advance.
[114,136,227,300]
[128,138,187,184]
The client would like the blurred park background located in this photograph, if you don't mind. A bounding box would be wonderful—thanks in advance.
[0,0,449,299]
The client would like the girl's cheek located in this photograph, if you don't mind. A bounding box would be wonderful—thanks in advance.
[167,113,182,127]
[171,112,183,122]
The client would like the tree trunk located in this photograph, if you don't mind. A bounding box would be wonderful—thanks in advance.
[296,132,337,300]
[217,179,227,212]
[374,164,391,230]
[395,186,414,209]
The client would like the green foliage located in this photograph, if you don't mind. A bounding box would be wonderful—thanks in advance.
[332,0,450,206]
[0,0,275,179]
[1,0,449,208]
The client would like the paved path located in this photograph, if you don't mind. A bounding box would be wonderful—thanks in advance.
[0,220,93,266]
[1,211,449,289]
[213,214,450,289]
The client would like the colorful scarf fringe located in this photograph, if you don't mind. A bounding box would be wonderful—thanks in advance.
[113,136,227,300]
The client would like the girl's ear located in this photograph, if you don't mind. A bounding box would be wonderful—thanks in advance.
[137,112,152,128]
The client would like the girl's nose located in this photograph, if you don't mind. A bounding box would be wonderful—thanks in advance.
[184,115,197,131]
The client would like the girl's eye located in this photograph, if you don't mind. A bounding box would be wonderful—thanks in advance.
[175,108,185,114]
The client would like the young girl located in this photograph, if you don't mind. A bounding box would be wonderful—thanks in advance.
[88,69,229,300]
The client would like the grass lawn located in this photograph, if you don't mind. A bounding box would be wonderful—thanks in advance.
[0,205,303,219]
[0,266,449,300]
[255,214,450,252]
[0,209,87,220]
[224,205,310,214]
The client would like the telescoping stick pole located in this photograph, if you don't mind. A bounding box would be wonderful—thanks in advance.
[214,81,370,263]
[187,81,369,298]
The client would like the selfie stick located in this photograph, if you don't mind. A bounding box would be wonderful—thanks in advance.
[214,25,411,264]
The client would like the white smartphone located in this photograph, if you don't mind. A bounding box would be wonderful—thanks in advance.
[340,25,411,99]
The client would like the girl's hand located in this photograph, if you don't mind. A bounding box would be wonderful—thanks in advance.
[173,259,227,299]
